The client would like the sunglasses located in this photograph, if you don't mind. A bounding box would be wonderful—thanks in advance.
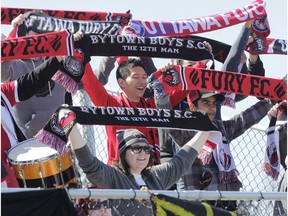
[199,171,212,190]
[128,145,153,154]
[87,200,112,210]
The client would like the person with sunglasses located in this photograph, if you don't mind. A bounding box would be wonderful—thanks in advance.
[68,125,216,215]
[78,197,112,216]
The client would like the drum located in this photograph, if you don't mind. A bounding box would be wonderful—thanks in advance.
[7,138,78,188]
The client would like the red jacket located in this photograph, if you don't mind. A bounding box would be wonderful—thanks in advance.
[83,64,188,165]
[1,81,20,187]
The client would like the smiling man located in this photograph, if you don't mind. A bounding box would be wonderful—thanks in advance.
[82,58,188,166]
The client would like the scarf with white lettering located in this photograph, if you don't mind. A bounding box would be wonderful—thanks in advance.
[35,105,219,154]
[246,38,287,55]
[1,30,214,63]
[263,102,287,180]
[15,12,122,37]
[1,7,131,25]
[149,65,287,101]
[128,0,266,37]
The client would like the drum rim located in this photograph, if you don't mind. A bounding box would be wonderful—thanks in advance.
[7,138,60,165]
[7,153,60,165]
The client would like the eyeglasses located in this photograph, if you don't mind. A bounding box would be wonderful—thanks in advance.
[128,145,152,154]
[87,200,112,210]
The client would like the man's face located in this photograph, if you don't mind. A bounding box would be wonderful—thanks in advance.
[119,66,148,102]
[193,96,218,121]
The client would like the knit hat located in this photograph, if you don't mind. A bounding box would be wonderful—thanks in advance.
[187,90,225,106]
[117,129,149,155]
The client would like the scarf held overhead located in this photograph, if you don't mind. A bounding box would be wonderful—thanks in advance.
[35,105,218,154]
[128,0,266,37]
[151,65,287,101]
[1,31,213,62]
[246,37,287,55]
[1,30,75,61]
[1,7,131,24]
[16,12,121,36]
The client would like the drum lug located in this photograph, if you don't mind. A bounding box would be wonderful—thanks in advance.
[19,168,27,188]
[57,158,65,186]
[38,165,46,188]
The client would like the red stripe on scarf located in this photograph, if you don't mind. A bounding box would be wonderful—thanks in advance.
[1,7,131,24]
[152,65,287,101]
[130,0,266,37]
[1,30,75,61]
[205,140,217,149]
[246,38,287,55]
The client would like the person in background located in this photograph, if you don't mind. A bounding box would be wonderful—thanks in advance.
[154,88,273,211]
[78,198,112,216]
[1,55,64,188]
[68,125,213,215]
[158,20,254,180]
[1,12,68,138]
[268,100,287,216]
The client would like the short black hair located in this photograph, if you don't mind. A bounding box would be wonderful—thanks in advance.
[116,58,146,80]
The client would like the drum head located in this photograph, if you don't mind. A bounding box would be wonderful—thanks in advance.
[7,138,59,165]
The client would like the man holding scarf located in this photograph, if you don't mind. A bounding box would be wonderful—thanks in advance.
[154,87,273,211]
[82,58,189,166]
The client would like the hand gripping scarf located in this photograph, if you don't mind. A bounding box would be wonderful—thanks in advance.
[250,14,270,38]
[263,102,287,180]
[35,105,219,155]
[246,37,287,55]
[128,0,266,37]
[1,7,131,24]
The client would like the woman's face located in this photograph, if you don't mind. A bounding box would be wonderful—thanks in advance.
[124,143,151,174]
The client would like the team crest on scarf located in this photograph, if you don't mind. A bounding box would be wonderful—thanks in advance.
[251,15,270,38]
[62,49,84,76]
[266,142,279,167]
[219,148,231,171]
[51,108,76,135]
[163,68,180,86]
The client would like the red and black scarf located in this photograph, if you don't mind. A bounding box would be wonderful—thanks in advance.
[1,7,131,24]
[150,65,287,101]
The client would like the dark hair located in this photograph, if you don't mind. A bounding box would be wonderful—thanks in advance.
[116,58,146,81]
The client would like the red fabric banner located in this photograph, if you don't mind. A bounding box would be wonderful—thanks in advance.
[129,0,267,37]
[1,30,75,60]
[1,7,131,24]
[152,65,287,101]
[246,37,287,55]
